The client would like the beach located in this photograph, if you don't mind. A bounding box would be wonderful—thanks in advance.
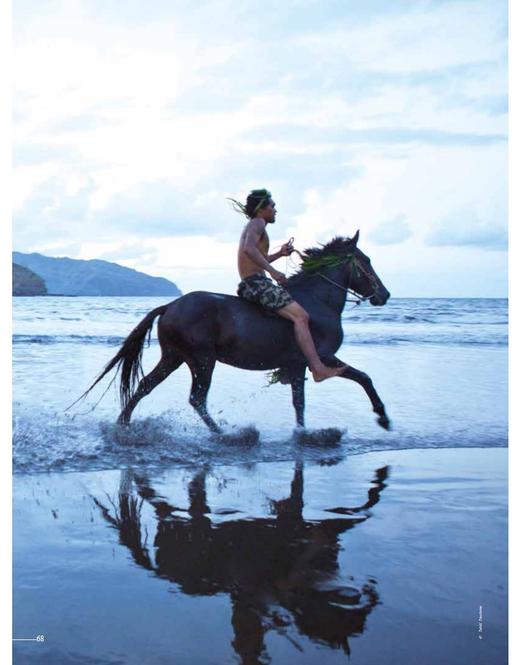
[13,447,507,664]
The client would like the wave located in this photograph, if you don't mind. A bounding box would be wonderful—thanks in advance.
[343,314,507,325]
[345,335,508,346]
[12,333,508,347]
[12,334,143,346]
[345,315,437,323]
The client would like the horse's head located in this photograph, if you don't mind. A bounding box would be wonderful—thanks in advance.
[293,232,390,306]
[346,231,390,306]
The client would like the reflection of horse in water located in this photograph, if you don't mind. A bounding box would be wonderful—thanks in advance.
[80,233,391,435]
[92,463,389,663]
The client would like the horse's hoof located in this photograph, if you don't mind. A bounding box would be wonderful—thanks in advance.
[216,426,259,446]
[377,414,391,431]
[294,427,344,447]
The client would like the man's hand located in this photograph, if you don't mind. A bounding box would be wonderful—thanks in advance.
[270,269,288,286]
[280,239,294,257]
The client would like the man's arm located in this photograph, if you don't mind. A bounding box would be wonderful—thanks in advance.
[267,250,284,263]
[268,240,294,263]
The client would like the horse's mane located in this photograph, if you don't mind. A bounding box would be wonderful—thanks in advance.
[287,236,356,283]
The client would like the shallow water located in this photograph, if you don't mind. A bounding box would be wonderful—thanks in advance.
[12,298,508,663]
[13,297,507,474]
[13,449,507,665]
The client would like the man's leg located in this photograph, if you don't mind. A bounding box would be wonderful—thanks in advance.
[276,302,347,382]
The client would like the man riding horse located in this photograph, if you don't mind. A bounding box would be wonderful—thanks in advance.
[234,189,346,382]
[76,191,391,432]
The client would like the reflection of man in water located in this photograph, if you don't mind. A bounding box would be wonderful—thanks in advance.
[234,188,346,382]
[93,464,388,662]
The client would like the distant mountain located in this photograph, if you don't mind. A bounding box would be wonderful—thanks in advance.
[12,252,182,297]
[13,262,47,296]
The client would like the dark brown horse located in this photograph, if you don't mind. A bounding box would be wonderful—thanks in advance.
[81,232,391,433]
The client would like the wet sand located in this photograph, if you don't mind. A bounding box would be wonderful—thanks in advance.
[13,448,507,664]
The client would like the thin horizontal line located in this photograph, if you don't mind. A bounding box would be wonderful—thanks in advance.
[13,638,38,642]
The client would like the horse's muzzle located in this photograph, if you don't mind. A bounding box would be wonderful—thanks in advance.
[370,288,390,306]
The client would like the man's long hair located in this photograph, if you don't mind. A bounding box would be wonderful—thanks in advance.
[227,189,272,218]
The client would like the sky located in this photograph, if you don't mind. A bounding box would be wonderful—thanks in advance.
[12,0,508,297]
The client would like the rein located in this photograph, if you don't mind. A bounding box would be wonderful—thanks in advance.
[289,245,378,305]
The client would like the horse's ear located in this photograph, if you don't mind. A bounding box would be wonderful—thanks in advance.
[351,230,360,246]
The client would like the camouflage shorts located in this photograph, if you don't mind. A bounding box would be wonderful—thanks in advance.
[237,273,293,312]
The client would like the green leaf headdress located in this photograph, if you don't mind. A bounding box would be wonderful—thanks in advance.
[227,189,272,218]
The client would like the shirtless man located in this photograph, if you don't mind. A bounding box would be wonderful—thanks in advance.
[235,189,346,382]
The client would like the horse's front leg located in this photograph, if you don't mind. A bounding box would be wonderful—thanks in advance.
[328,356,391,430]
[290,368,306,428]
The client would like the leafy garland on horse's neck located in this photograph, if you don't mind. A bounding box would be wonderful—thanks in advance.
[287,236,358,284]
[267,236,359,386]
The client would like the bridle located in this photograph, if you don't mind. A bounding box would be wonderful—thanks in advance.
[289,243,380,306]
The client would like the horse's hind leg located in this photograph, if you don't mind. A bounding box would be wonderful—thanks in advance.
[187,355,221,434]
[118,352,183,425]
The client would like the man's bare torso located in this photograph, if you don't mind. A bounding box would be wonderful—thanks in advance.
[238,221,269,279]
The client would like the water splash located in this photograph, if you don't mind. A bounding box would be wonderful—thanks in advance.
[13,403,506,476]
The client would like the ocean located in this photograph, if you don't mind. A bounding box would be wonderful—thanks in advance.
[12,296,509,664]
[12,296,508,474]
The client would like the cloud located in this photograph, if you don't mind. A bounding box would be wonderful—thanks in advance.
[47,114,116,133]
[369,215,413,245]
[12,0,508,295]
[246,123,506,148]
[13,174,96,247]
[289,0,507,74]
[472,95,508,116]
[425,211,507,250]
[22,240,84,257]
[13,143,85,167]
[95,242,159,266]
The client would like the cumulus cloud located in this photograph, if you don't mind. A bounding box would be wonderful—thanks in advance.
[14,174,96,248]
[425,211,507,250]
[369,215,413,245]
[95,242,159,266]
[12,0,508,295]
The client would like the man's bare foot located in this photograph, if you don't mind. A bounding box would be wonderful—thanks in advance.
[312,364,348,382]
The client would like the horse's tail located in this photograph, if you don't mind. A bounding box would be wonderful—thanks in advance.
[68,305,168,412]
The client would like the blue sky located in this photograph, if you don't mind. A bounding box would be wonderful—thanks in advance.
[12,0,508,296]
